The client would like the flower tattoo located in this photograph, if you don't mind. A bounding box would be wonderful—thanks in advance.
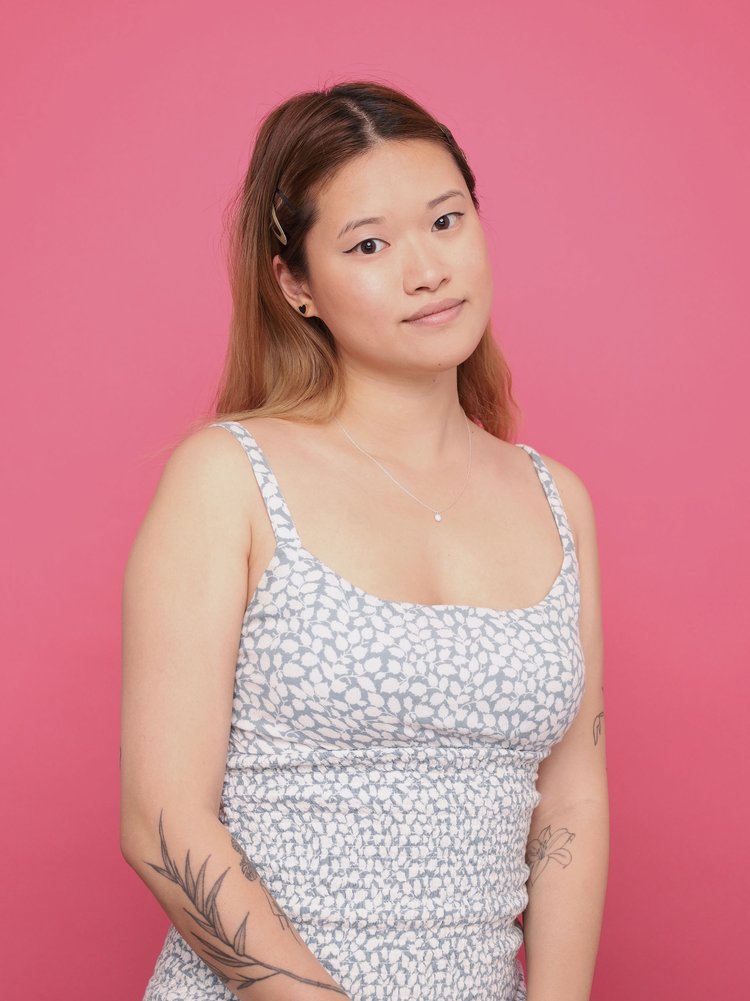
[526,823,576,885]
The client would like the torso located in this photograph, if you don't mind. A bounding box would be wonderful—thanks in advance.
[238,416,575,613]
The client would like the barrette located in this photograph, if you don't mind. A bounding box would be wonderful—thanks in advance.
[270,201,287,245]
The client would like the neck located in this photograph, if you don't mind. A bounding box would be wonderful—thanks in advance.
[333,376,469,471]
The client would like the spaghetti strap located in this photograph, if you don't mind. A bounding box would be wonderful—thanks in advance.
[209,421,302,549]
[515,443,576,560]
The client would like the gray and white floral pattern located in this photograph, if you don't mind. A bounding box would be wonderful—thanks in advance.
[142,421,585,1001]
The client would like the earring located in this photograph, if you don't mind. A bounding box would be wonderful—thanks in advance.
[298,304,307,314]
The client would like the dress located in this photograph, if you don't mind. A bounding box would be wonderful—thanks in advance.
[142,420,586,1001]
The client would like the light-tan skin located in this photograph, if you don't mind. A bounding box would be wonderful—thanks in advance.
[121,138,607,999]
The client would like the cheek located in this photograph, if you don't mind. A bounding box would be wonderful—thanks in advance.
[463,241,493,303]
[462,230,492,278]
[328,263,393,317]
[311,263,398,352]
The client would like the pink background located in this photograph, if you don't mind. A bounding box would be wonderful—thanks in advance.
[3,2,747,997]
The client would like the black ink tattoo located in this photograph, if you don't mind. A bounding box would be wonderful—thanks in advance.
[231,834,305,945]
[145,809,347,995]
[593,711,604,745]
[526,824,575,885]
[231,834,260,880]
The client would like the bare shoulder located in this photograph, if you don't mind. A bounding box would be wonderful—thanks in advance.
[130,421,261,567]
[162,421,257,505]
[534,449,597,552]
[171,415,298,541]
[478,430,597,549]
[229,414,311,446]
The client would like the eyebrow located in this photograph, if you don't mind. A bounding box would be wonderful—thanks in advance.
[336,189,465,240]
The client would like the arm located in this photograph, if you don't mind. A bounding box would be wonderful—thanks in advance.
[120,427,350,1000]
[521,461,610,1001]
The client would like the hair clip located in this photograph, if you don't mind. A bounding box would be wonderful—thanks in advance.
[270,201,287,245]
[270,186,299,245]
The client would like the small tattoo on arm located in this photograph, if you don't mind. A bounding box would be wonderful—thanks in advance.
[526,824,575,885]
[593,711,604,745]
[145,810,347,995]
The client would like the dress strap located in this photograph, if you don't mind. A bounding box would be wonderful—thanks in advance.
[209,421,302,549]
[514,444,576,559]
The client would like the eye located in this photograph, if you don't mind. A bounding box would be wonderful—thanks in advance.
[345,237,387,256]
[345,211,465,256]
[433,211,464,231]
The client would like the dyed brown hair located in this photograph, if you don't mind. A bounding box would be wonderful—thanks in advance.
[186,80,521,442]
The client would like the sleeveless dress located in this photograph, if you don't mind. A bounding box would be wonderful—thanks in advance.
[142,420,586,1001]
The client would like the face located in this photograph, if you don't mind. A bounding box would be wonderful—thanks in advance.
[274,139,493,376]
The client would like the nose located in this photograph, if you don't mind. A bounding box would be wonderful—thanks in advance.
[401,236,450,293]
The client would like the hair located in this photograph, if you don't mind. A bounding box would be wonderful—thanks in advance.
[178,79,521,449]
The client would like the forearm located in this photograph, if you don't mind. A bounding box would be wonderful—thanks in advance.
[122,806,350,1000]
[522,798,609,1001]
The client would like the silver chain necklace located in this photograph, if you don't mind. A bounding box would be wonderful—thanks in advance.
[333,410,473,522]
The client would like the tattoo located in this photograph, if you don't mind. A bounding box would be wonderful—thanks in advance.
[145,809,347,995]
[231,835,261,880]
[526,823,575,885]
[593,711,604,745]
[230,835,305,945]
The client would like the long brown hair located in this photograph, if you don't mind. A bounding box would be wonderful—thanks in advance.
[184,80,521,444]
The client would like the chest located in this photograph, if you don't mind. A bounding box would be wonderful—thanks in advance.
[235,552,585,755]
[246,469,569,613]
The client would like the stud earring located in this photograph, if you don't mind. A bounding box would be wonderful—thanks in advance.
[298,304,307,314]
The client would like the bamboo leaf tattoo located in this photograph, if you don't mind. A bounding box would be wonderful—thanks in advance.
[144,809,348,995]
[593,711,604,745]
[525,823,575,885]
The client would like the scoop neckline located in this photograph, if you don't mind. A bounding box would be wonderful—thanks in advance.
[243,536,568,620]
[226,421,572,620]
[298,540,568,618]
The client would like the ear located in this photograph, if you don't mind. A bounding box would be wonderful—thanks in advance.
[271,254,316,317]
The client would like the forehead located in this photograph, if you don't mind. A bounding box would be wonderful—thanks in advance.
[314,139,463,221]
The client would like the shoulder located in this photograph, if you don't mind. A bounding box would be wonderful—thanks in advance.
[533,449,598,553]
[160,420,256,496]
[161,415,298,541]
[477,429,597,548]
[165,415,293,475]
[138,420,268,558]
[480,430,597,535]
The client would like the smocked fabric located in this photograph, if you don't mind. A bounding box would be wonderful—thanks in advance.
[142,421,586,1001]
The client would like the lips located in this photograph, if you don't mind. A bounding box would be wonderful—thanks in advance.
[404,297,465,322]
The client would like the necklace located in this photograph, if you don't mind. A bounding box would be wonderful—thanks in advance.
[333,410,473,522]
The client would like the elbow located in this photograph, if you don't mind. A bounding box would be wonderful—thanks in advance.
[119,792,160,868]
[120,807,146,867]
[119,797,220,870]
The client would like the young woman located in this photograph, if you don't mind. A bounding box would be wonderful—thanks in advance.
[120,80,609,1001]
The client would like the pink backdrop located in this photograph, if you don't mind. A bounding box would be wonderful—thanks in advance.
[3,2,747,997]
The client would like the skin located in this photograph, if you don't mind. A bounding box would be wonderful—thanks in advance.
[272,138,494,465]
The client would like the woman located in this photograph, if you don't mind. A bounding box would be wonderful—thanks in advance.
[120,80,609,1001]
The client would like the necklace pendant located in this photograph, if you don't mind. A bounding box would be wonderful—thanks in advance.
[434,512,442,522]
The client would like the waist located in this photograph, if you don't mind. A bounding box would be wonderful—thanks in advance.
[221,771,536,888]
[241,830,531,930]
[224,733,544,772]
